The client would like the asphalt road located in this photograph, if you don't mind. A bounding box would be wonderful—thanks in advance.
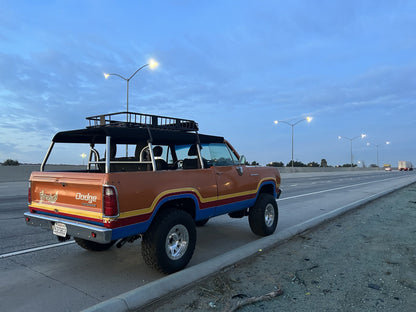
[1,170,415,311]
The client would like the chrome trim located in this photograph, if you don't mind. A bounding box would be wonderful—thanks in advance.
[196,143,204,169]
[88,146,100,170]
[41,142,55,172]
[105,136,110,173]
[165,224,189,260]
[236,166,244,176]
[264,203,275,227]
[24,212,112,243]
[148,142,156,172]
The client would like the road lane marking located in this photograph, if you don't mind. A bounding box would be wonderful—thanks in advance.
[293,189,388,227]
[278,176,404,201]
[0,241,75,259]
[3,175,413,259]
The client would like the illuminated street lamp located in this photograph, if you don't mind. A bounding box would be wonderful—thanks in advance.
[104,59,158,156]
[366,141,391,167]
[80,153,87,165]
[338,134,366,167]
[104,59,159,113]
[274,116,313,168]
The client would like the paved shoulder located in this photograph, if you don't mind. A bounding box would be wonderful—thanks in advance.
[148,183,416,311]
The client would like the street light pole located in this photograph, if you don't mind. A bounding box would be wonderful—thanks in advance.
[104,59,158,115]
[104,59,158,156]
[366,141,391,167]
[274,117,312,168]
[338,134,366,167]
[291,124,294,168]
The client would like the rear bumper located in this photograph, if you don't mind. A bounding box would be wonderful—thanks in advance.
[24,212,113,243]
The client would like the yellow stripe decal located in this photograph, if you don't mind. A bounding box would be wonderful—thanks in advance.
[31,202,102,219]
[119,177,277,219]
[32,177,278,221]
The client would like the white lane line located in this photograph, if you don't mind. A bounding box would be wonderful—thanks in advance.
[278,176,402,201]
[0,241,75,259]
[293,189,388,227]
[2,175,413,259]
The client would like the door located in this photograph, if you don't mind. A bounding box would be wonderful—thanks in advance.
[200,143,258,214]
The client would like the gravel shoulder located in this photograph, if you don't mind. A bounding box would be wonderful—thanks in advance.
[146,183,416,312]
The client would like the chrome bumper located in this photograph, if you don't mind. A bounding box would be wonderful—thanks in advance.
[24,212,113,243]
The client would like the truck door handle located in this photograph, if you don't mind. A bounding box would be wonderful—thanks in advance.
[216,172,223,175]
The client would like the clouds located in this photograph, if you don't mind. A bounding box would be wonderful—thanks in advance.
[0,1,415,165]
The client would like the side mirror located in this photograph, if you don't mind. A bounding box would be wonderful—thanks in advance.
[239,155,246,165]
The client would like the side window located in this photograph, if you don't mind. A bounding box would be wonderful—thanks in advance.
[201,143,236,167]
[175,145,192,162]
[165,146,174,164]
[227,145,239,163]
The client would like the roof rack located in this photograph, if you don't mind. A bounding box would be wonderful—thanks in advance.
[86,112,199,132]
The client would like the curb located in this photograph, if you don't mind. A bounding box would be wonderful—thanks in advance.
[83,178,415,312]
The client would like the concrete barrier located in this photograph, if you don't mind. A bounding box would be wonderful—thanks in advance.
[0,164,385,182]
[0,164,84,182]
[276,166,384,174]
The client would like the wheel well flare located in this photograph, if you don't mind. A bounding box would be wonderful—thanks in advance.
[156,198,196,219]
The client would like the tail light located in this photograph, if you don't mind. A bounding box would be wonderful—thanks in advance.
[28,181,32,204]
[103,185,119,217]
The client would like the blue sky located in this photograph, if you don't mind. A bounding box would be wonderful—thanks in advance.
[1,0,415,166]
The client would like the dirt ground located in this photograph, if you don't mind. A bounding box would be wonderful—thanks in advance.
[145,183,416,312]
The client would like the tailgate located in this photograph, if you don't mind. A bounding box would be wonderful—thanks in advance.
[29,171,107,223]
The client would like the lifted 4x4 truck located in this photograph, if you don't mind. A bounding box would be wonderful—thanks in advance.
[25,112,281,273]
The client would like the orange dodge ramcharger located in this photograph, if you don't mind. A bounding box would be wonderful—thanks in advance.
[25,112,281,273]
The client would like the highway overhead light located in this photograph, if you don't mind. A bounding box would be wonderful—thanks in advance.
[338,133,367,167]
[273,116,313,168]
[148,59,159,69]
[366,140,391,167]
[104,58,159,157]
[103,58,159,112]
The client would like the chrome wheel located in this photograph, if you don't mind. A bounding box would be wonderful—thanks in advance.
[264,203,275,227]
[165,224,189,260]
[142,209,196,274]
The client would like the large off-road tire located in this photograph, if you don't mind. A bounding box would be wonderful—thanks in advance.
[74,237,115,251]
[142,209,196,274]
[249,193,278,237]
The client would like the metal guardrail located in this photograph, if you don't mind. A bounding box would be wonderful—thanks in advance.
[86,111,199,131]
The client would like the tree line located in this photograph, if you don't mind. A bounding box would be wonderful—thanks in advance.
[2,159,20,166]
[249,159,358,168]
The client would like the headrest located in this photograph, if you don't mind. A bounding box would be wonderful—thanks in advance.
[188,144,199,156]
[153,146,163,157]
